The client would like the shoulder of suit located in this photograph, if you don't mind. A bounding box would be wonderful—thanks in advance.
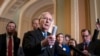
[24,29,39,35]
[24,30,34,35]
[0,33,6,40]
[0,33,6,36]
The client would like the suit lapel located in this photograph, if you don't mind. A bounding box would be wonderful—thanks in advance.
[13,36,20,56]
[36,29,45,41]
[13,36,19,51]
[35,29,54,56]
[1,34,7,55]
[36,28,51,41]
[13,36,16,51]
[46,32,53,56]
[2,34,7,48]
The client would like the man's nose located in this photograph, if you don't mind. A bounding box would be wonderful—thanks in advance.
[46,20,49,23]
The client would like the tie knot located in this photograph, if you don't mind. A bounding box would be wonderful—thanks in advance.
[44,32,47,38]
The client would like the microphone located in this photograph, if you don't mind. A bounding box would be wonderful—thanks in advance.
[97,18,100,24]
[69,45,85,56]
[52,25,58,37]
[50,25,58,48]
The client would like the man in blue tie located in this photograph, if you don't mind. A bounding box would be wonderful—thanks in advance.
[22,12,68,56]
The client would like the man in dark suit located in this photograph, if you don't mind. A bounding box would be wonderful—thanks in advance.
[22,12,68,56]
[0,21,20,56]
[77,23,100,56]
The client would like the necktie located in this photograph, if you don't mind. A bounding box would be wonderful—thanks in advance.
[84,43,88,50]
[44,32,47,38]
[8,37,12,56]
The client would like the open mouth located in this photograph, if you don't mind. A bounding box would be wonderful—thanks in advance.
[45,24,49,27]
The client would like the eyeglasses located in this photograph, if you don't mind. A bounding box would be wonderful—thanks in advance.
[82,35,89,37]
[43,17,53,22]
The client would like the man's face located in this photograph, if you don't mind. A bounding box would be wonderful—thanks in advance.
[6,23,16,34]
[81,30,91,42]
[32,20,39,30]
[39,13,53,31]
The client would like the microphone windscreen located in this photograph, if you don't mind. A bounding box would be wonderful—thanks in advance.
[51,26,57,36]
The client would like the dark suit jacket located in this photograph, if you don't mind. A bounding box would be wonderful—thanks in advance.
[0,33,20,56]
[22,28,68,56]
[77,29,100,56]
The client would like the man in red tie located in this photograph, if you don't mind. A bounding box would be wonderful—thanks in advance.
[77,23,100,56]
[8,36,13,56]
[0,21,20,56]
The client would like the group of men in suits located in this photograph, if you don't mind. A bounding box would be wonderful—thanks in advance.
[0,11,100,56]
[0,12,67,56]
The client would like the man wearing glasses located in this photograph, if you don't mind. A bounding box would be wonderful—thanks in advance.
[77,23,100,56]
[22,12,67,56]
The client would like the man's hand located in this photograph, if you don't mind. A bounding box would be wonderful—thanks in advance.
[82,50,91,56]
[48,35,56,46]
[41,35,56,47]
[96,23,100,30]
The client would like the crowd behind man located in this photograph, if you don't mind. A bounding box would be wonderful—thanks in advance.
[0,12,100,56]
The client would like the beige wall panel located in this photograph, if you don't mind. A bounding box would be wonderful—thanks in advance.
[64,0,71,35]
[78,0,87,42]
[78,0,91,42]
[0,0,4,7]
[56,0,71,34]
